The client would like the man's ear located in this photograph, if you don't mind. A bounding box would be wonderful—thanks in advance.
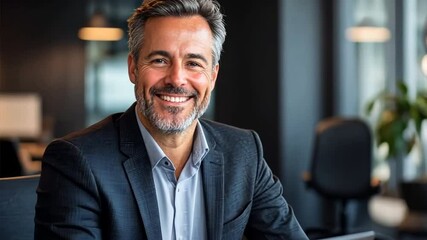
[128,54,137,84]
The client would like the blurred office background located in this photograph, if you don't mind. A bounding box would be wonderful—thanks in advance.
[1,0,427,239]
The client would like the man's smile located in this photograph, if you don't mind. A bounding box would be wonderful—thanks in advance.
[158,94,191,103]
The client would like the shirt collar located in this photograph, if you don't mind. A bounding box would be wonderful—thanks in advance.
[135,107,210,169]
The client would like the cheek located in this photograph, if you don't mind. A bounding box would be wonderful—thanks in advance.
[190,70,214,89]
[192,80,214,100]
[135,69,165,90]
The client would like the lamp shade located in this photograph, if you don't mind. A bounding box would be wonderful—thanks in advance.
[346,18,391,43]
[78,11,123,41]
[422,55,427,77]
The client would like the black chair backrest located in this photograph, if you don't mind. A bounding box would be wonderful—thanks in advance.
[0,138,23,177]
[0,174,40,240]
[310,117,373,199]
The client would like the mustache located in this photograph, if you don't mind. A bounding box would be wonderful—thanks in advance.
[150,85,197,97]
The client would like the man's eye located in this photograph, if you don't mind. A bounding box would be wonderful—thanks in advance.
[187,61,203,68]
[151,59,167,65]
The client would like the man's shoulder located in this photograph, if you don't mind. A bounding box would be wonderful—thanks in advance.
[199,118,253,136]
[61,112,124,143]
[61,104,137,144]
[199,118,259,148]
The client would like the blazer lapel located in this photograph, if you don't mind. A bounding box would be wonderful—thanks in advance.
[119,104,162,240]
[202,132,225,240]
[117,109,225,240]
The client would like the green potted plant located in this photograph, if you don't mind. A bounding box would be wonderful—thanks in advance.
[366,81,427,191]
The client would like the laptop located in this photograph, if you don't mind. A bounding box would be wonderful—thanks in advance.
[318,231,375,240]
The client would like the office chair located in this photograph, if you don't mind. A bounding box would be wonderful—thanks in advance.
[0,174,40,240]
[397,181,427,239]
[0,138,23,177]
[304,117,380,238]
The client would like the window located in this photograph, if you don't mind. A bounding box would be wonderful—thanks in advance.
[336,0,427,182]
[85,42,134,125]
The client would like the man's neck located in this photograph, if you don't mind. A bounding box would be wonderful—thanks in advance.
[138,112,197,178]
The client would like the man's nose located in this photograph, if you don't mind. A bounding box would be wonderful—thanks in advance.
[166,63,186,87]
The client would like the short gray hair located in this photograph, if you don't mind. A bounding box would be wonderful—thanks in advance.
[127,0,226,66]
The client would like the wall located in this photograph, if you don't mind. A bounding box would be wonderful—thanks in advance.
[0,0,87,137]
[215,0,281,174]
[215,0,333,229]
[280,0,333,228]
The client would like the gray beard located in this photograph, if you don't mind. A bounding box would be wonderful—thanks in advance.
[137,91,210,135]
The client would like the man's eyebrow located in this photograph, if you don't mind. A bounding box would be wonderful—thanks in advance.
[186,53,208,65]
[144,50,171,60]
[144,51,208,65]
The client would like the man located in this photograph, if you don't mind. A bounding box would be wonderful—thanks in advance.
[34,0,308,239]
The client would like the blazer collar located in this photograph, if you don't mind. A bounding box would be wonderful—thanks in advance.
[119,103,163,240]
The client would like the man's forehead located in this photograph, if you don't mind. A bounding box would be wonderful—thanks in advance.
[142,16,213,47]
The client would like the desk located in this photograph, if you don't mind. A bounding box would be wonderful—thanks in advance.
[369,194,427,239]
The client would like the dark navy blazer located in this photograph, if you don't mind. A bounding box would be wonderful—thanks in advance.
[35,103,308,240]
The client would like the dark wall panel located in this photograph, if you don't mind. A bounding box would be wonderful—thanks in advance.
[0,0,87,137]
[215,0,281,174]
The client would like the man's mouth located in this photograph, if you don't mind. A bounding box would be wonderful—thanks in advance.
[158,95,191,103]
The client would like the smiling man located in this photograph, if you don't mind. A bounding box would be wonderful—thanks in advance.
[34,0,308,239]
[129,14,219,178]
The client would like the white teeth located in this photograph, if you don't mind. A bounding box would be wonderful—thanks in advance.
[160,95,189,103]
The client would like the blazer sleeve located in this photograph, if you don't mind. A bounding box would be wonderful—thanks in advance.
[245,131,308,240]
[34,139,102,240]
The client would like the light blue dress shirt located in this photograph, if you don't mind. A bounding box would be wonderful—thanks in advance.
[136,111,209,240]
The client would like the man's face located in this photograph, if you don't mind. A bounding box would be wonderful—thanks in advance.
[128,15,219,134]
